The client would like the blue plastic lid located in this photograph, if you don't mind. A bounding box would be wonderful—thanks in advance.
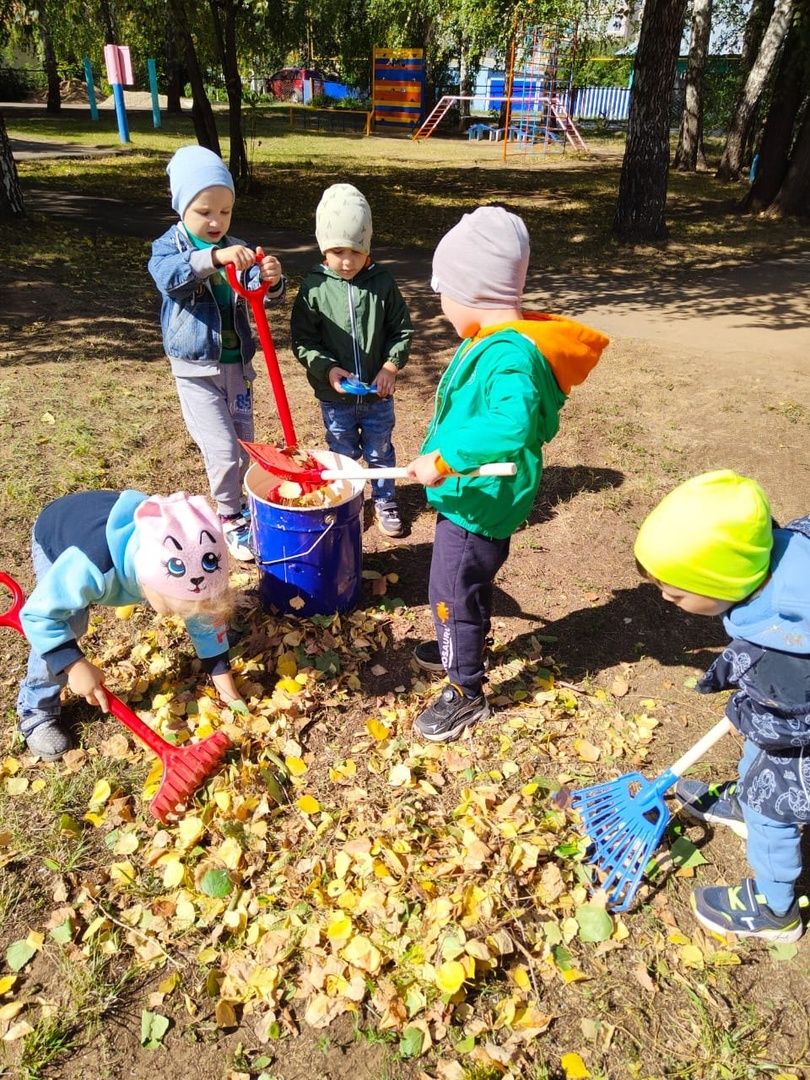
[339,376,378,396]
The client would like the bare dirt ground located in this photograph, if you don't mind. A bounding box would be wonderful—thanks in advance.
[1,173,810,1080]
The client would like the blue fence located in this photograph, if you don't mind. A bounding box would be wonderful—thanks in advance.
[480,77,630,121]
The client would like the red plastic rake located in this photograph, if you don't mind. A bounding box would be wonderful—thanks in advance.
[0,572,231,823]
[569,717,734,911]
[226,256,297,447]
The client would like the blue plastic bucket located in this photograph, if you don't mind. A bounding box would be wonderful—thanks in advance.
[245,453,365,617]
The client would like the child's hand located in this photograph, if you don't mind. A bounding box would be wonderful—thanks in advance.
[212,244,255,271]
[66,658,110,711]
[212,670,245,708]
[255,246,283,287]
[328,367,353,393]
[406,451,447,487]
[375,362,398,398]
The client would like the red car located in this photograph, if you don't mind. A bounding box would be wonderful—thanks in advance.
[265,67,325,103]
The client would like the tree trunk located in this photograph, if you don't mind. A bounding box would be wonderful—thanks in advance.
[457,40,479,131]
[168,0,221,154]
[0,114,25,217]
[40,7,61,116]
[165,21,185,115]
[766,105,810,215]
[209,0,249,187]
[98,0,118,44]
[717,0,794,180]
[740,0,776,73]
[740,14,809,211]
[613,0,689,242]
[674,0,712,171]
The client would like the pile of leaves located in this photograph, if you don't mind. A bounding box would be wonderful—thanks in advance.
[0,577,753,1077]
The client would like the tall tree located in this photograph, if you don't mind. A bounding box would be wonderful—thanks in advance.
[168,0,221,153]
[716,0,794,179]
[673,0,712,171]
[740,4,809,210]
[209,0,249,185]
[613,0,689,242]
[0,113,24,217]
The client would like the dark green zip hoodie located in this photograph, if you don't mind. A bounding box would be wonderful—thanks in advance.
[290,261,413,403]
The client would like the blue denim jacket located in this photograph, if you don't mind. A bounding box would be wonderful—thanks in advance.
[148,223,284,378]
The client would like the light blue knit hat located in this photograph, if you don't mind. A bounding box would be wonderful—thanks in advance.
[166,145,235,217]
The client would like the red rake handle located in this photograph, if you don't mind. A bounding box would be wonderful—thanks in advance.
[225,260,298,448]
[1,571,178,762]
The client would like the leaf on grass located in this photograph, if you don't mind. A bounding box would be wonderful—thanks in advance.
[561,1051,591,1079]
[6,939,37,973]
[88,778,112,809]
[575,905,614,944]
[435,960,466,996]
[296,794,321,815]
[399,1026,425,1059]
[669,836,708,871]
[768,941,799,963]
[199,869,233,899]
[140,1009,170,1049]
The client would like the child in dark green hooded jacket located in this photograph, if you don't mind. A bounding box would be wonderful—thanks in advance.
[406,206,609,742]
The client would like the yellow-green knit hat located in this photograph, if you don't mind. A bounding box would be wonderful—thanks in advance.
[634,471,773,602]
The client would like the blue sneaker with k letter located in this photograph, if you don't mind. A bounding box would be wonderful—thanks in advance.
[691,878,804,942]
[675,778,747,838]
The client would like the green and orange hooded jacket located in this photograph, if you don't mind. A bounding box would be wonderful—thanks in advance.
[421,313,609,539]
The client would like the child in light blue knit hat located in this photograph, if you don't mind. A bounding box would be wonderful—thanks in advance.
[148,145,286,562]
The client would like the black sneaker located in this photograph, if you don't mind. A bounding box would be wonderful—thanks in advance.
[413,639,493,675]
[375,502,403,538]
[691,878,804,943]
[675,779,747,839]
[414,684,489,742]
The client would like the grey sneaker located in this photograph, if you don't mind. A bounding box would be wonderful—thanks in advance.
[374,502,403,538]
[25,719,74,761]
[414,684,489,742]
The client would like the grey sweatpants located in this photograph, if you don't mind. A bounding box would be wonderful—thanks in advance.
[175,366,254,517]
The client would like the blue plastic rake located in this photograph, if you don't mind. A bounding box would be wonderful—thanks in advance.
[570,717,734,912]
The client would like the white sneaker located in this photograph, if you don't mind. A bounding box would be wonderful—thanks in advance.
[222,517,254,561]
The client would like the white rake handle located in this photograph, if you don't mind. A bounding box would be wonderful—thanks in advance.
[318,462,517,481]
[668,717,736,778]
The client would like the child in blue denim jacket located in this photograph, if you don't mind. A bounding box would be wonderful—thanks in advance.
[290,184,413,538]
[635,470,809,943]
[148,145,285,561]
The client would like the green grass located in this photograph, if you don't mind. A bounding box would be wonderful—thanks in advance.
[18,1018,77,1080]
[7,108,810,277]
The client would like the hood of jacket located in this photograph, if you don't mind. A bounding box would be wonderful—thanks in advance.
[725,525,810,654]
[473,312,609,395]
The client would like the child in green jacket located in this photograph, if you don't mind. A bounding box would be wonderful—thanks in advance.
[407,206,609,742]
[291,184,413,538]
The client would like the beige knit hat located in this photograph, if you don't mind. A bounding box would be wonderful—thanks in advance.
[315,183,373,254]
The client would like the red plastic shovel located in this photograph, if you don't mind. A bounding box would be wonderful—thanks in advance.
[0,572,231,823]
[226,256,297,447]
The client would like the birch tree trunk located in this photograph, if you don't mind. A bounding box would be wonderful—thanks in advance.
[739,13,808,211]
[673,0,712,171]
[0,114,25,217]
[613,0,689,242]
[717,0,795,180]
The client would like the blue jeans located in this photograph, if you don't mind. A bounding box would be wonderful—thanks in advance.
[320,397,397,505]
[16,534,89,737]
[740,738,803,914]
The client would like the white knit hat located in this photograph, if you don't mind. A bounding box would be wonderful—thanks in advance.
[315,184,373,254]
